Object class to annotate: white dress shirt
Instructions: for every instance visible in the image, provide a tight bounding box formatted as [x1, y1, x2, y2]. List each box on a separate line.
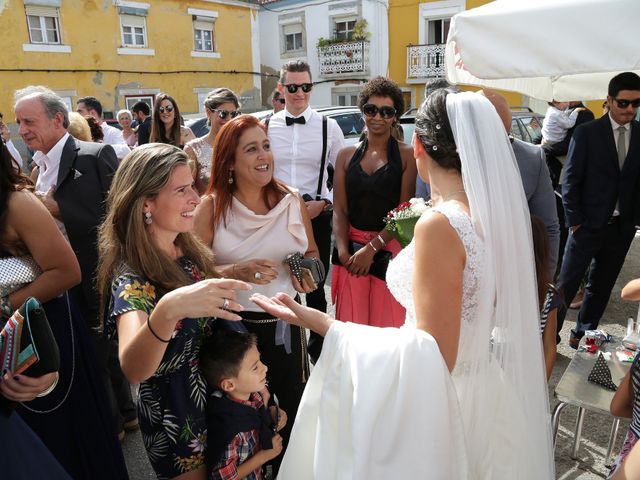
[100, 121, 131, 160]
[268, 106, 345, 202]
[542, 106, 580, 143]
[33, 132, 70, 238]
[610, 113, 631, 156]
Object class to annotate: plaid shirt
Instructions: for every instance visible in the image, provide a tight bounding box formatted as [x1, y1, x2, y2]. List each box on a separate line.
[210, 393, 265, 480]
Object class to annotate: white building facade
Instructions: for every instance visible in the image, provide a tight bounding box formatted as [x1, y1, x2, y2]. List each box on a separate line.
[258, 0, 389, 107]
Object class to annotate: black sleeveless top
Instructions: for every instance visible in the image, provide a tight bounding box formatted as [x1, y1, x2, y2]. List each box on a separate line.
[346, 136, 403, 231]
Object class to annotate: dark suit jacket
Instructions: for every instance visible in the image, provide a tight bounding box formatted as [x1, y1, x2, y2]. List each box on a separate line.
[562, 115, 640, 230]
[137, 117, 151, 146]
[55, 135, 118, 326]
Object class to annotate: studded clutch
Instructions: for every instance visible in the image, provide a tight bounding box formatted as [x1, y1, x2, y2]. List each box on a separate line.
[0, 256, 42, 297]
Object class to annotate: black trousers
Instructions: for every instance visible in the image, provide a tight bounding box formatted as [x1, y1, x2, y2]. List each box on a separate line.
[306, 211, 332, 362]
[556, 220, 636, 339]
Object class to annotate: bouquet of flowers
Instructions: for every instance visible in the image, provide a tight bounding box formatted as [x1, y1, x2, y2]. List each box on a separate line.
[384, 197, 431, 248]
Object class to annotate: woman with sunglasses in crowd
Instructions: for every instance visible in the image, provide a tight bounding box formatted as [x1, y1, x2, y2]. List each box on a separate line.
[185, 88, 240, 194]
[150, 93, 196, 149]
[332, 76, 416, 327]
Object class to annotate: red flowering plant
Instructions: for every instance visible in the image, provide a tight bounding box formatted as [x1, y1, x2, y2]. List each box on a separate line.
[383, 197, 432, 248]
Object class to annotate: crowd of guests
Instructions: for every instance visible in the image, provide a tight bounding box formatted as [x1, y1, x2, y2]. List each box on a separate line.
[1, 64, 640, 479]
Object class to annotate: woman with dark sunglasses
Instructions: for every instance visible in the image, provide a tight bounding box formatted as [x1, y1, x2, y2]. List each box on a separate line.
[150, 93, 196, 148]
[331, 76, 416, 328]
[185, 88, 240, 194]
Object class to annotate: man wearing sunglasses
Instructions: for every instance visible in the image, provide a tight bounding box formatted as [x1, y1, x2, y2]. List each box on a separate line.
[556, 72, 640, 349]
[268, 60, 345, 363]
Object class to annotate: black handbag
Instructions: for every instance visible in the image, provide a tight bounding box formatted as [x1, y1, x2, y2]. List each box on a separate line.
[0, 297, 60, 415]
[331, 242, 392, 281]
[284, 253, 326, 290]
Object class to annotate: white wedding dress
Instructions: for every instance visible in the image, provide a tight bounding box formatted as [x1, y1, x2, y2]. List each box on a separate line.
[277, 204, 478, 479]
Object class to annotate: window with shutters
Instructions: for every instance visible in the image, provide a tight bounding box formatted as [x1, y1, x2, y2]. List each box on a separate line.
[193, 19, 215, 52]
[279, 17, 305, 56]
[25, 5, 61, 44]
[120, 14, 147, 47]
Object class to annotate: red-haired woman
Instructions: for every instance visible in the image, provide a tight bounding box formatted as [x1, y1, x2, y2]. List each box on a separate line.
[194, 115, 319, 469]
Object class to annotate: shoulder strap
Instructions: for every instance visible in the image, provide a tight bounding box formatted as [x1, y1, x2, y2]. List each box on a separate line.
[315, 116, 328, 200]
[264, 116, 270, 131]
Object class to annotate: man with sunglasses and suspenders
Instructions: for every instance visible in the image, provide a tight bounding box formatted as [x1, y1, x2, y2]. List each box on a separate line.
[267, 60, 345, 363]
[556, 72, 640, 348]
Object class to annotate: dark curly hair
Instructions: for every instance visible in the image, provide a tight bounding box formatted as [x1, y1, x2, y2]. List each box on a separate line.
[414, 88, 461, 172]
[357, 76, 404, 120]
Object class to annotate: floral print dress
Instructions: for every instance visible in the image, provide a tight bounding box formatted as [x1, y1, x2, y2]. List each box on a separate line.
[105, 258, 214, 479]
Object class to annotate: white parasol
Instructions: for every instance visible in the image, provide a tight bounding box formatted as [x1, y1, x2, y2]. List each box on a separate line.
[445, 0, 640, 101]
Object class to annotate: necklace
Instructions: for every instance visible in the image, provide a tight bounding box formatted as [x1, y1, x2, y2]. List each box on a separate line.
[442, 189, 466, 201]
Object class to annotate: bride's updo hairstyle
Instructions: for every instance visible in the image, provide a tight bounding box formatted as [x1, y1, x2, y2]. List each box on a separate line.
[414, 88, 461, 173]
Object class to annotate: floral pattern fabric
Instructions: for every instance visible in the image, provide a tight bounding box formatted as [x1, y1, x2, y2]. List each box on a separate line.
[105, 258, 214, 479]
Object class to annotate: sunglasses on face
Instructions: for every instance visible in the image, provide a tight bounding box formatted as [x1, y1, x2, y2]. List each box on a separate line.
[614, 98, 640, 109]
[158, 105, 174, 113]
[283, 83, 313, 94]
[212, 109, 241, 120]
[362, 103, 397, 119]
[277, 99, 286, 104]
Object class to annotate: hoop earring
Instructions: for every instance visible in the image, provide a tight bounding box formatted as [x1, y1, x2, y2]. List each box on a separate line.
[228, 171, 234, 185]
[144, 212, 152, 225]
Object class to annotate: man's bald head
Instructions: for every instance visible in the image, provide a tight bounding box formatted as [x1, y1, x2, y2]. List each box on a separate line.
[478, 89, 511, 133]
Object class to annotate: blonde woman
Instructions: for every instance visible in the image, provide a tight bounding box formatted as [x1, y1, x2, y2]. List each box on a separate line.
[98, 143, 249, 480]
[117, 109, 137, 148]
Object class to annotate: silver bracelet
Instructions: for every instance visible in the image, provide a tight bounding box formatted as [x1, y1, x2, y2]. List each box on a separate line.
[376, 235, 387, 247]
[36, 374, 59, 397]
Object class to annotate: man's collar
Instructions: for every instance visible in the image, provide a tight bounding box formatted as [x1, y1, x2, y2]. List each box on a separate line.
[609, 112, 631, 130]
[34, 132, 69, 164]
[284, 105, 313, 121]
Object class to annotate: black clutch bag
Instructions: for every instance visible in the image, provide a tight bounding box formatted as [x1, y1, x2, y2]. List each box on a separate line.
[284, 253, 326, 290]
[0, 297, 60, 415]
[331, 242, 392, 281]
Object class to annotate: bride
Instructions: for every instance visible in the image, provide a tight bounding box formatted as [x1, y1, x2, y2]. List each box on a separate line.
[252, 90, 554, 479]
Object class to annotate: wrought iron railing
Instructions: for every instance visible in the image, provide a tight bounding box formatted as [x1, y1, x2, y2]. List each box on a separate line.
[317, 40, 369, 77]
[407, 43, 446, 79]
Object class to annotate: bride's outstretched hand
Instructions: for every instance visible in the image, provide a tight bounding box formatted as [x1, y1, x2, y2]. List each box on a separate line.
[250, 292, 333, 337]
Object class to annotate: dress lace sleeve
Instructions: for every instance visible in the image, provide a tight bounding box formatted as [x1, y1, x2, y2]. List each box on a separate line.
[105, 273, 158, 339]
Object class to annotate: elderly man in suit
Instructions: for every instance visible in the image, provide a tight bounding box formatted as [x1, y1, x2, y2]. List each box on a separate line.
[14, 86, 135, 437]
[481, 89, 560, 278]
[556, 72, 640, 348]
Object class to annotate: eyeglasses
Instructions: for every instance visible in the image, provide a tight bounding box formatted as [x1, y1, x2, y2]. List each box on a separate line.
[362, 104, 397, 119]
[158, 105, 174, 113]
[283, 83, 313, 94]
[211, 109, 241, 120]
[614, 98, 640, 109]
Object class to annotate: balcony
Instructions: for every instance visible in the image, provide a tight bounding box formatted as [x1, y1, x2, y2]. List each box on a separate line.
[407, 43, 446, 81]
[317, 40, 369, 78]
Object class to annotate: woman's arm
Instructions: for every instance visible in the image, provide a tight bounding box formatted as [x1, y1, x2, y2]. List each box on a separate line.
[413, 211, 465, 372]
[611, 369, 634, 418]
[622, 279, 640, 301]
[332, 147, 354, 265]
[6, 190, 81, 308]
[181, 126, 196, 145]
[542, 309, 558, 380]
[116, 278, 249, 383]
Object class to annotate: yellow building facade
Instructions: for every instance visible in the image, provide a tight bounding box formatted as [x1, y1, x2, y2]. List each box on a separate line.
[0, 0, 261, 122]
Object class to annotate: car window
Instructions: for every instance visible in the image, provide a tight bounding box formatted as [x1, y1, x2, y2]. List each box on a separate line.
[399, 122, 416, 145]
[522, 115, 543, 144]
[329, 113, 364, 138]
[510, 119, 523, 141]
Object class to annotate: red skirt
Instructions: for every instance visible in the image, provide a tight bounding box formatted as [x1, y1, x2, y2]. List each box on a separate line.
[331, 226, 406, 327]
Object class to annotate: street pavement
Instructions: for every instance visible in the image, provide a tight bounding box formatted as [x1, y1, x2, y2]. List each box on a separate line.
[122, 234, 640, 479]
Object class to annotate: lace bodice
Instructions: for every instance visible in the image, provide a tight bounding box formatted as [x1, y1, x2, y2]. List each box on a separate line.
[386, 202, 484, 333]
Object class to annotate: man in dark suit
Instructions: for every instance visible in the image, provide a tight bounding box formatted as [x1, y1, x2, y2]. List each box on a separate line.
[132, 101, 151, 146]
[14, 86, 135, 437]
[556, 72, 640, 348]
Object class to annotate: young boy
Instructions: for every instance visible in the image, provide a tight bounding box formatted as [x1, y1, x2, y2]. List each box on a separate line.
[541, 100, 585, 153]
[200, 330, 287, 480]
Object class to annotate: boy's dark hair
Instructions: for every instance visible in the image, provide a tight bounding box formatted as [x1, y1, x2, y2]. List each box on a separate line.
[358, 76, 405, 120]
[279, 60, 312, 84]
[131, 101, 151, 116]
[77, 96, 103, 116]
[200, 330, 258, 389]
[608, 72, 640, 98]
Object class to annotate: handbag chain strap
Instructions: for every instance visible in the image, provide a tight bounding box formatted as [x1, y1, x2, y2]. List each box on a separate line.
[20, 292, 75, 414]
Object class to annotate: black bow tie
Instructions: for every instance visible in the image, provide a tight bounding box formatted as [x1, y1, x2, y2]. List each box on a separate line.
[286, 116, 306, 126]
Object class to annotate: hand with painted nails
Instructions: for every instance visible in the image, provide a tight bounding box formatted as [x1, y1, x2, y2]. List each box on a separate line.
[0, 371, 58, 402]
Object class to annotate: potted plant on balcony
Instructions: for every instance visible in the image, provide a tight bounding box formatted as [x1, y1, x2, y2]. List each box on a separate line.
[352, 19, 371, 41]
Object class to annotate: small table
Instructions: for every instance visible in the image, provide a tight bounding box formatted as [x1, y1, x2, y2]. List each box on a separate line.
[552, 338, 631, 464]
